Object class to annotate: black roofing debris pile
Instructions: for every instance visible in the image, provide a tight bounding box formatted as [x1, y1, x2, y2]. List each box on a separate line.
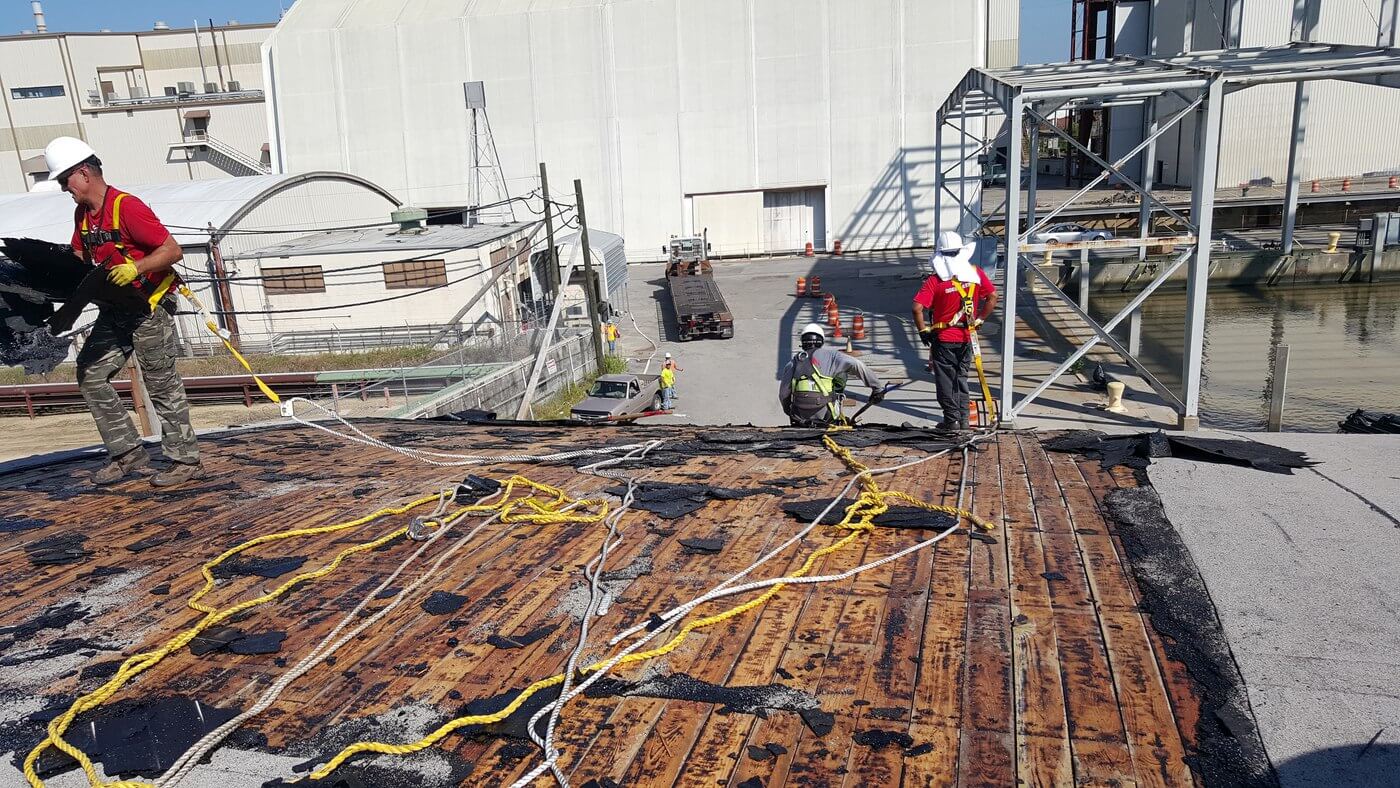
[125, 528, 192, 553]
[584, 672, 835, 736]
[603, 481, 777, 519]
[188, 626, 287, 657]
[0, 237, 155, 373]
[1104, 486, 1275, 786]
[24, 532, 91, 566]
[1043, 429, 1316, 474]
[28, 696, 241, 780]
[211, 555, 309, 580]
[0, 515, 51, 533]
[420, 590, 468, 616]
[1338, 409, 1400, 434]
[679, 536, 726, 554]
[781, 498, 958, 531]
[485, 624, 556, 650]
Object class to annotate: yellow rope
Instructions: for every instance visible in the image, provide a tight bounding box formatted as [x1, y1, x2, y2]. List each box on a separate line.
[24, 476, 612, 788]
[177, 285, 280, 404]
[302, 434, 991, 781]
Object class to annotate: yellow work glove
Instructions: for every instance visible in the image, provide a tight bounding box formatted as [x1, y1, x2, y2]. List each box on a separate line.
[108, 262, 139, 286]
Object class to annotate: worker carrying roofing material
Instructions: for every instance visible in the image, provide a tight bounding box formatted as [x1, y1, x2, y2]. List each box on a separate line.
[912, 231, 999, 431]
[44, 136, 204, 487]
[779, 322, 884, 427]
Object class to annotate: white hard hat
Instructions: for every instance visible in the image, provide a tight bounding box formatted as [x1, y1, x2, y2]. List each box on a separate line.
[936, 230, 966, 253]
[44, 136, 97, 180]
[800, 322, 826, 340]
[664, 352, 672, 358]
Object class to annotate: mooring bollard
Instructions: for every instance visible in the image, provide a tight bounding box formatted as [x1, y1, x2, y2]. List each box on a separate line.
[1104, 381, 1127, 413]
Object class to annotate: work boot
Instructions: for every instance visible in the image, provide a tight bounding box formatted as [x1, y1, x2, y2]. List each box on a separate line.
[151, 461, 207, 488]
[959, 418, 971, 431]
[92, 449, 151, 485]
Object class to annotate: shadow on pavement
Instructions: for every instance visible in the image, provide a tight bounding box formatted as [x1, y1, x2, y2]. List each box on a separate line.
[1274, 742, 1398, 788]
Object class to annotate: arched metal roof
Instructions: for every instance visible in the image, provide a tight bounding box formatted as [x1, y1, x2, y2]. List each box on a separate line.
[0, 171, 400, 247]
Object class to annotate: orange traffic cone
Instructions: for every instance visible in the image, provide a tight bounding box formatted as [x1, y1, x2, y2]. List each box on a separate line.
[796, 276, 806, 297]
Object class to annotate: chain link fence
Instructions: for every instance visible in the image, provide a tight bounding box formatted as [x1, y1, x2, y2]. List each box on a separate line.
[296, 327, 593, 420]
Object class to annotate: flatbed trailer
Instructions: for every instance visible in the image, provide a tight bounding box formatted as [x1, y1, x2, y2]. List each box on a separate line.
[664, 234, 733, 340]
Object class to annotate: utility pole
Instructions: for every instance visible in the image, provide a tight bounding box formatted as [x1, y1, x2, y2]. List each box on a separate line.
[207, 223, 241, 350]
[539, 162, 559, 297]
[574, 178, 605, 373]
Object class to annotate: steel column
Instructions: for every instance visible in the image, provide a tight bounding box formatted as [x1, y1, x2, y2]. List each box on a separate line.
[1078, 247, 1090, 312]
[935, 118, 943, 242]
[1180, 79, 1223, 431]
[999, 95, 1024, 422]
[1027, 124, 1041, 233]
[1281, 82, 1307, 253]
[1137, 96, 1158, 262]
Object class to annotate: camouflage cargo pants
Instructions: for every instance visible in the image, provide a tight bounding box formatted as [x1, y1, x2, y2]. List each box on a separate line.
[76, 305, 199, 464]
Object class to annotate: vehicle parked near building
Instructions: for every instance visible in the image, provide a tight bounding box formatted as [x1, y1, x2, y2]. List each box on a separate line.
[570, 373, 663, 420]
[1032, 223, 1115, 245]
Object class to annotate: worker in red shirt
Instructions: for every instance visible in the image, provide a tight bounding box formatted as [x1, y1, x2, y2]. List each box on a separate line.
[912, 231, 999, 431]
[44, 136, 203, 487]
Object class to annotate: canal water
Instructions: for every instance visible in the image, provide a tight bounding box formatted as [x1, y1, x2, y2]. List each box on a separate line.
[1091, 282, 1400, 431]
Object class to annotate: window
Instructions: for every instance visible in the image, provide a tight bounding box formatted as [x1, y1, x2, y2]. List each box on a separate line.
[262, 265, 326, 294]
[11, 85, 65, 100]
[383, 259, 447, 290]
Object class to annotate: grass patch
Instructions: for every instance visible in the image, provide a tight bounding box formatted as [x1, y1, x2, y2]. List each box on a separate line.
[532, 354, 631, 420]
[0, 346, 442, 385]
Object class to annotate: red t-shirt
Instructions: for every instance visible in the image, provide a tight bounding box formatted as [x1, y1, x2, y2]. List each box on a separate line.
[71, 186, 174, 291]
[913, 266, 996, 343]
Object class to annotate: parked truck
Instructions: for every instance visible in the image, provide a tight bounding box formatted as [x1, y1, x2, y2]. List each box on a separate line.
[570, 373, 664, 421]
[663, 232, 733, 341]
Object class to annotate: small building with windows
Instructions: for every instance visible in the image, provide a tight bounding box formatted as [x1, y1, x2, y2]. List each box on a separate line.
[229, 217, 540, 345]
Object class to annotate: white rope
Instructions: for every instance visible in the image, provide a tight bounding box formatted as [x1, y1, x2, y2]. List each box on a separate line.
[506, 434, 990, 786]
[522, 440, 661, 787]
[284, 397, 651, 467]
[157, 490, 509, 787]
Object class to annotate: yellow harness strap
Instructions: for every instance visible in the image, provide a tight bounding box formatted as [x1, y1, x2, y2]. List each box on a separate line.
[930, 280, 977, 330]
[85, 192, 177, 311]
[178, 285, 281, 404]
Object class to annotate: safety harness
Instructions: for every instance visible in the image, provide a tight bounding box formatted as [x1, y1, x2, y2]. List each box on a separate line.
[787, 350, 842, 426]
[78, 189, 178, 311]
[929, 280, 978, 331]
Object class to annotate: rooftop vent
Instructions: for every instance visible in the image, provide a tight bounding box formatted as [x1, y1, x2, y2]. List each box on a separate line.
[391, 207, 429, 234]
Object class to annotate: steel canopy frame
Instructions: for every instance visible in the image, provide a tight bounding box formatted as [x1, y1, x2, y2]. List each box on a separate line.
[934, 42, 1400, 430]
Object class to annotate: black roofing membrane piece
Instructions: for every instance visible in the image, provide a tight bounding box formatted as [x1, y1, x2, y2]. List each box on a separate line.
[1043, 429, 1314, 474]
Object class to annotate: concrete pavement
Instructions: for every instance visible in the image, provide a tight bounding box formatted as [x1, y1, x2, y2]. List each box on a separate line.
[618, 251, 1177, 430]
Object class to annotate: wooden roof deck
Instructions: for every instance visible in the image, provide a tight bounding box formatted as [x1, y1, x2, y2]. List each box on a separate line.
[0, 422, 1208, 787]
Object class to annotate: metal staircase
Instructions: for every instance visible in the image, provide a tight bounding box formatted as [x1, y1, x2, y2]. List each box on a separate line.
[168, 131, 270, 176]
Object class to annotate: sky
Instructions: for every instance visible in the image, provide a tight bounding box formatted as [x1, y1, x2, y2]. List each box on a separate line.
[7, 0, 1074, 64]
[2, 0, 287, 34]
[1019, 0, 1075, 65]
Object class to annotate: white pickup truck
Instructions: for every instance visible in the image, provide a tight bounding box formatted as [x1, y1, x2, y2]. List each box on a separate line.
[570, 373, 664, 421]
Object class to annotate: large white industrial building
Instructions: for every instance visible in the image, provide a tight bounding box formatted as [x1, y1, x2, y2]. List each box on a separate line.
[263, 0, 1020, 260]
[1089, 0, 1400, 187]
[0, 17, 275, 193]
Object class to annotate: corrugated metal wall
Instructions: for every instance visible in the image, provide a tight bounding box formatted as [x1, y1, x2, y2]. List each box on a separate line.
[1155, 0, 1400, 186]
[267, 0, 999, 260]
